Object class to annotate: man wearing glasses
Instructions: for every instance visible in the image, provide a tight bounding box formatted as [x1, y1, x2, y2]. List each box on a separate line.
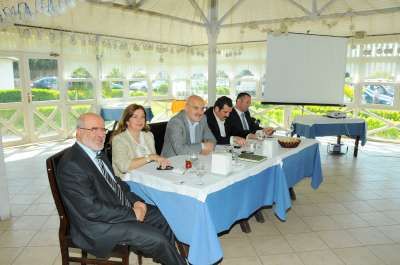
[57, 113, 186, 265]
[162, 95, 216, 157]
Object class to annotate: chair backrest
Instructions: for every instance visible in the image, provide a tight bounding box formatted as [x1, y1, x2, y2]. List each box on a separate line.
[46, 148, 71, 239]
[148, 121, 168, 155]
[171, 100, 186, 114]
[103, 130, 114, 162]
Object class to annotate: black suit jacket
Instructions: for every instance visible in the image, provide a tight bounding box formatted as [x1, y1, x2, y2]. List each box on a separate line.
[226, 108, 262, 138]
[205, 107, 232, 145]
[57, 143, 143, 257]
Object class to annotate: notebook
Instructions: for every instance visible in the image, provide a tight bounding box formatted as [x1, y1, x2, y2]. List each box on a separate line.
[238, 153, 267, 162]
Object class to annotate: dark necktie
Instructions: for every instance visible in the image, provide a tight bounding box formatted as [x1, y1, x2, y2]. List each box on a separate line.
[95, 153, 131, 208]
[241, 112, 249, 130]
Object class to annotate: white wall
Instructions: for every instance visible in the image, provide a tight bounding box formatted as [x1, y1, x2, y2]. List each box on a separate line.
[0, 58, 14, 89]
[0, 132, 11, 220]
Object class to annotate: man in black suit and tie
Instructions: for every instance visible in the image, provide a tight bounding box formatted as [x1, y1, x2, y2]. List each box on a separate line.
[227, 92, 275, 139]
[205, 96, 246, 146]
[57, 113, 186, 265]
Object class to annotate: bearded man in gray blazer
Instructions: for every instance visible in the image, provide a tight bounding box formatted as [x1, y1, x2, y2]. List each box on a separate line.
[161, 95, 216, 158]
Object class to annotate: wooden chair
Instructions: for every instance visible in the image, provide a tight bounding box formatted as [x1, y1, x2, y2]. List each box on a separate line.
[148, 121, 168, 155]
[46, 148, 142, 265]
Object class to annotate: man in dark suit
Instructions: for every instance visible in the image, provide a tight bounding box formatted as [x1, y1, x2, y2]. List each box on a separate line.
[227, 92, 275, 139]
[205, 96, 246, 146]
[57, 113, 186, 265]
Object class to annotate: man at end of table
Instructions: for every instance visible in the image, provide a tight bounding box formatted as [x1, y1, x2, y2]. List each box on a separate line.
[57, 113, 186, 265]
[227, 92, 275, 139]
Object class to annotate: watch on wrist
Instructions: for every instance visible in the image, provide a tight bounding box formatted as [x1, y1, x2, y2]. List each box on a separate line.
[144, 154, 151, 163]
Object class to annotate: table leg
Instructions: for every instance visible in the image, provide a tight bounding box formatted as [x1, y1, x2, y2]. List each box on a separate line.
[254, 210, 265, 223]
[239, 220, 251, 233]
[289, 187, 297, 200]
[337, 135, 341, 144]
[176, 242, 189, 259]
[354, 136, 360, 157]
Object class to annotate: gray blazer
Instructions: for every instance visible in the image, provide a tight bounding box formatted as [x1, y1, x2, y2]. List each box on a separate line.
[161, 110, 216, 157]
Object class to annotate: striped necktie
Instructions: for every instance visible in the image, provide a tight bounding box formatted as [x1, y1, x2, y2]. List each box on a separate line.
[241, 112, 249, 130]
[96, 153, 131, 208]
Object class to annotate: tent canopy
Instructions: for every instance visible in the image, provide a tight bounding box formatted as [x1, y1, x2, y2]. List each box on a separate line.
[20, 0, 400, 46]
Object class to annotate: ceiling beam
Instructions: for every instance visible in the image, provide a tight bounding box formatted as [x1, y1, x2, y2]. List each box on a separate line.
[317, 0, 338, 15]
[218, 0, 246, 26]
[312, 0, 317, 14]
[187, 0, 209, 25]
[220, 6, 400, 28]
[87, 0, 204, 27]
[285, 0, 312, 16]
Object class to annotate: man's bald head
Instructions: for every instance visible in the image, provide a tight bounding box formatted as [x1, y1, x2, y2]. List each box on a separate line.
[76, 113, 106, 151]
[185, 95, 206, 122]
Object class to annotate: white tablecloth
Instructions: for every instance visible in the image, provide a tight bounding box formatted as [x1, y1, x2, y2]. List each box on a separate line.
[126, 138, 319, 202]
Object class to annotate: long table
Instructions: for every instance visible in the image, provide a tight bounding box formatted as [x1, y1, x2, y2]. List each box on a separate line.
[126, 138, 322, 265]
[292, 115, 367, 157]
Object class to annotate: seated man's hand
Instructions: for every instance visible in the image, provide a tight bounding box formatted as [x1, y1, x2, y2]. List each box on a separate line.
[263, 127, 275, 136]
[154, 155, 171, 169]
[132, 201, 147, 222]
[201, 141, 214, 155]
[233, 136, 246, 146]
[246, 133, 257, 140]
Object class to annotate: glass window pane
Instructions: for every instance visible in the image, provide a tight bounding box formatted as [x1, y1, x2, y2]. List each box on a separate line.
[235, 79, 256, 96]
[0, 57, 21, 103]
[152, 80, 169, 96]
[29, 59, 59, 101]
[172, 80, 188, 98]
[67, 81, 94, 100]
[216, 78, 230, 96]
[102, 81, 123, 98]
[129, 79, 148, 97]
[361, 84, 394, 106]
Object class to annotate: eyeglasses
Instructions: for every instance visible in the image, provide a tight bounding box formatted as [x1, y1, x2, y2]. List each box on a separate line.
[78, 127, 108, 134]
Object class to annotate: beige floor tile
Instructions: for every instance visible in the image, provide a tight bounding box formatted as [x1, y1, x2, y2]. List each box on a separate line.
[328, 192, 359, 202]
[249, 236, 293, 256]
[0, 247, 23, 265]
[220, 223, 249, 240]
[348, 227, 393, 245]
[293, 205, 325, 217]
[381, 210, 400, 223]
[342, 201, 377, 214]
[0, 217, 18, 230]
[334, 247, 384, 265]
[28, 229, 59, 247]
[221, 256, 262, 265]
[9, 215, 49, 230]
[329, 214, 369, 229]
[220, 238, 258, 258]
[298, 249, 345, 265]
[0, 230, 37, 247]
[24, 203, 56, 216]
[366, 199, 400, 211]
[302, 215, 343, 231]
[259, 253, 304, 265]
[357, 212, 398, 226]
[285, 232, 328, 252]
[317, 230, 362, 248]
[9, 194, 41, 205]
[12, 246, 59, 265]
[247, 219, 281, 237]
[41, 215, 60, 230]
[273, 216, 312, 235]
[317, 203, 352, 215]
[377, 225, 400, 243]
[10, 204, 30, 217]
[368, 244, 400, 265]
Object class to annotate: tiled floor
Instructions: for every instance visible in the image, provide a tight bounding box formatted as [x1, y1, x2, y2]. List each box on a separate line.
[1, 137, 400, 265]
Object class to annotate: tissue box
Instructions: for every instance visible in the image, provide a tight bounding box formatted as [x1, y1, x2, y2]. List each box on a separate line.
[261, 139, 279, 158]
[211, 153, 232, 175]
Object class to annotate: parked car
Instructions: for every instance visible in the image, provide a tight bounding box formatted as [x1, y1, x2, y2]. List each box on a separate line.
[31, 76, 57, 89]
[129, 80, 148, 90]
[362, 84, 394, 105]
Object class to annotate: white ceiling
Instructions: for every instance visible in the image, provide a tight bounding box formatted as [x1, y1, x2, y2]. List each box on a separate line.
[21, 0, 400, 46]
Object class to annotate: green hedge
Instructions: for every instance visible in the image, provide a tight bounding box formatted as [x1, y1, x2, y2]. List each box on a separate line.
[0, 89, 22, 103]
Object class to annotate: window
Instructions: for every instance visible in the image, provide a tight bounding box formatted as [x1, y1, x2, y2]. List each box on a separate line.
[361, 84, 394, 106]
